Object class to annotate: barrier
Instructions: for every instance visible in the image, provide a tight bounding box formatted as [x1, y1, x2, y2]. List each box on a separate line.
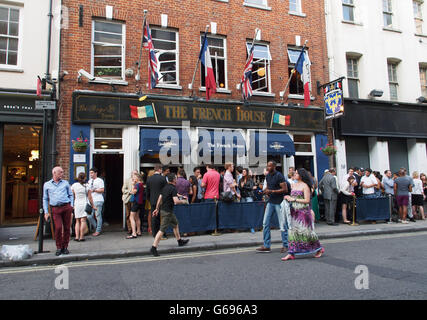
[171, 202, 217, 233]
[356, 196, 391, 221]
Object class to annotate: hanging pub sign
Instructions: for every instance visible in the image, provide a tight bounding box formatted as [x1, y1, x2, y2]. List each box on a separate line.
[323, 77, 344, 120]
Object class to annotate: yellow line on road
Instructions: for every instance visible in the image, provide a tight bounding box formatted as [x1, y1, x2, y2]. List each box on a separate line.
[1, 231, 426, 275]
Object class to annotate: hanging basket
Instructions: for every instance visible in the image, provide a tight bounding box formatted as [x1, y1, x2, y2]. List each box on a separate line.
[73, 145, 87, 153]
[320, 144, 337, 156]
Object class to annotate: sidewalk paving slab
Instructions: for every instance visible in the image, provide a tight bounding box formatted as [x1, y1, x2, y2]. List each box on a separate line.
[1, 219, 427, 268]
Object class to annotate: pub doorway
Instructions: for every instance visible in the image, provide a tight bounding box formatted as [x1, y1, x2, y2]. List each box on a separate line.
[1, 124, 41, 226]
[92, 153, 124, 227]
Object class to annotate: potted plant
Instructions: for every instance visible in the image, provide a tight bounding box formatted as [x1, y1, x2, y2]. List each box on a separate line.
[320, 143, 337, 156]
[72, 133, 89, 153]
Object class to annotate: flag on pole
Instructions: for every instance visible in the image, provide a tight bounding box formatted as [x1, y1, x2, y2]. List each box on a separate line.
[273, 113, 291, 126]
[295, 49, 311, 107]
[199, 32, 216, 101]
[130, 105, 155, 119]
[241, 44, 254, 100]
[142, 19, 159, 89]
[36, 77, 42, 97]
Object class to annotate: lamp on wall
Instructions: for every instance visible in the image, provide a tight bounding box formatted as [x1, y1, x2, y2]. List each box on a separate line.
[417, 96, 426, 103]
[369, 89, 383, 98]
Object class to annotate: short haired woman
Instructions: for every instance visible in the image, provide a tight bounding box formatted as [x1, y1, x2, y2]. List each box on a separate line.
[71, 172, 94, 241]
[340, 176, 356, 224]
[411, 171, 425, 220]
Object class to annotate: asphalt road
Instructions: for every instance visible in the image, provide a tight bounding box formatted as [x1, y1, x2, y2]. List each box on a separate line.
[1, 232, 427, 301]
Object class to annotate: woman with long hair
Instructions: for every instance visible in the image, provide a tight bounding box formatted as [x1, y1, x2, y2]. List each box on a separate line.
[126, 173, 144, 239]
[189, 175, 199, 204]
[282, 168, 324, 261]
[411, 171, 425, 220]
[71, 172, 94, 241]
[239, 168, 255, 202]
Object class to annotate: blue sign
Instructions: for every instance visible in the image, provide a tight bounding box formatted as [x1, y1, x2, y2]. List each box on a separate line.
[324, 89, 343, 116]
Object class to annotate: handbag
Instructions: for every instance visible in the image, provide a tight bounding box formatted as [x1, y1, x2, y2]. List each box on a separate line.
[84, 184, 92, 214]
[220, 191, 234, 203]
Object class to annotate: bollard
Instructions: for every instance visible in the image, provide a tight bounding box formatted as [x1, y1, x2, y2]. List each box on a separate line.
[350, 195, 359, 226]
[211, 197, 221, 236]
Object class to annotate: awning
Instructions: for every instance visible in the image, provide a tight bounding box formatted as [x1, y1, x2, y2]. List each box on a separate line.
[253, 131, 295, 157]
[198, 129, 246, 157]
[139, 128, 184, 157]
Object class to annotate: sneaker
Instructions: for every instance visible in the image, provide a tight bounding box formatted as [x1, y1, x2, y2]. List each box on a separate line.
[401, 220, 409, 224]
[150, 246, 160, 257]
[256, 246, 271, 253]
[61, 248, 69, 255]
[55, 249, 62, 256]
[178, 239, 190, 247]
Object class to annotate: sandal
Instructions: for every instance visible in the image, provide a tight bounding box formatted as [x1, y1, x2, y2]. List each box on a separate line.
[126, 235, 137, 239]
[136, 233, 142, 237]
[314, 248, 325, 258]
[281, 254, 295, 261]
[343, 220, 351, 224]
[79, 238, 86, 242]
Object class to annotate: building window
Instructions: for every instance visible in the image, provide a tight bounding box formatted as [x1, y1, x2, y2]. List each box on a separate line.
[413, 0, 424, 34]
[151, 28, 179, 86]
[289, 0, 302, 13]
[287, 48, 306, 95]
[293, 135, 312, 153]
[383, 0, 393, 28]
[342, 0, 355, 22]
[94, 128, 123, 150]
[200, 35, 227, 90]
[244, 0, 268, 8]
[92, 20, 125, 79]
[246, 43, 272, 93]
[388, 62, 399, 101]
[0, 6, 19, 66]
[347, 57, 359, 98]
[420, 66, 427, 97]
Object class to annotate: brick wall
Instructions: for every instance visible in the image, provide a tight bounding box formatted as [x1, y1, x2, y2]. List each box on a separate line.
[58, 0, 329, 176]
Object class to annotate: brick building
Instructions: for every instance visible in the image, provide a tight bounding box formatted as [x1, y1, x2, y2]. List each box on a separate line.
[58, 0, 330, 225]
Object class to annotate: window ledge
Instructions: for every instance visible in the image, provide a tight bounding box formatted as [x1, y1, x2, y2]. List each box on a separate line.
[0, 66, 24, 73]
[415, 33, 427, 38]
[252, 91, 275, 97]
[89, 78, 128, 86]
[213, 0, 229, 2]
[243, 3, 272, 11]
[288, 11, 306, 18]
[288, 94, 315, 101]
[200, 87, 231, 94]
[342, 20, 363, 26]
[383, 27, 402, 33]
[155, 84, 182, 90]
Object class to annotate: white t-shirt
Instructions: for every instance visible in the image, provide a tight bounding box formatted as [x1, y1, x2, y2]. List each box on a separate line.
[89, 177, 105, 202]
[361, 175, 378, 195]
[412, 178, 423, 195]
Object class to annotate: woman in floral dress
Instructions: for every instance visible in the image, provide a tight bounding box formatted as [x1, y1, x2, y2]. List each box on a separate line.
[282, 168, 324, 261]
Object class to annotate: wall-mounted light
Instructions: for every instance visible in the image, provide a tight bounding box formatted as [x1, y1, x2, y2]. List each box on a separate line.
[417, 96, 426, 103]
[369, 89, 383, 98]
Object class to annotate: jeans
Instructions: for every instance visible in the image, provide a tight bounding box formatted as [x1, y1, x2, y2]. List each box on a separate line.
[263, 202, 288, 249]
[87, 201, 104, 233]
[241, 197, 253, 203]
[407, 194, 413, 218]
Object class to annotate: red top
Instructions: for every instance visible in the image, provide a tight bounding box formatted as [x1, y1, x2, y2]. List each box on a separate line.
[202, 169, 220, 200]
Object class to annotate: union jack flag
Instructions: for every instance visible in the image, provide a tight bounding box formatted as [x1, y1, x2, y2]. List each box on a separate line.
[241, 44, 254, 100]
[142, 19, 159, 89]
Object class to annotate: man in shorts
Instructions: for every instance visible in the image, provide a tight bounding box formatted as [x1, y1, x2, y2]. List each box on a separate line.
[394, 169, 413, 224]
[150, 173, 190, 256]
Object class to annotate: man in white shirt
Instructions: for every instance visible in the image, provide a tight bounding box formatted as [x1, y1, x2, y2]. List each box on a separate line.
[87, 167, 105, 236]
[360, 168, 378, 199]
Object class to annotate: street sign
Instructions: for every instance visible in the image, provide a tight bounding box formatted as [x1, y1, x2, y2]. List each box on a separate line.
[35, 100, 56, 110]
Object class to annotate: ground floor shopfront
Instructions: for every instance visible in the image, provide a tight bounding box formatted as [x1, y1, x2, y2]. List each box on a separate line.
[335, 99, 427, 180]
[0, 90, 55, 226]
[70, 91, 330, 227]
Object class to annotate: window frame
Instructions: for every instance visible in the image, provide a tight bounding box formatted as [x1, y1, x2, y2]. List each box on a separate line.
[289, 0, 302, 14]
[92, 126, 124, 152]
[287, 47, 306, 97]
[200, 34, 228, 92]
[387, 62, 399, 101]
[383, 0, 393, 28]
[246, 42, 272, 95]
[413, 0, 424, 34]
[346, 55, 360, 98]
[243, 0, 271, 11]
[91, 19, 126, 80]
[342, 0, 355, 22]
[151, 27, 180, 89]
[420, 66, 427, 97]
[0, 4, 22, 69]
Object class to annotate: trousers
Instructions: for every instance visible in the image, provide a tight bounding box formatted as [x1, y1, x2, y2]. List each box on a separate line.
[324, 199, 337, 223]
[52, 203, 73, 250]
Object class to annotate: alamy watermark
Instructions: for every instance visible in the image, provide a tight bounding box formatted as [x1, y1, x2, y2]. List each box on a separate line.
[54, 265, 69, 290]
[354, 265, 369, 290]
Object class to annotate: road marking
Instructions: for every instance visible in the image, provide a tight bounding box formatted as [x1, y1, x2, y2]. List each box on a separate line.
[1, 231, 426, 275]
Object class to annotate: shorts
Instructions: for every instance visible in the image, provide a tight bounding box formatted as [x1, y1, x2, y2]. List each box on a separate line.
[412, 194, 424, 206]
[131, 202, 144, 212]
[160, 210, 178, 233]
[396, 195, 409, 207]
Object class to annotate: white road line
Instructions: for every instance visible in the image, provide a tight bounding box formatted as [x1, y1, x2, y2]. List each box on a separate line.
[1, 231, 426, 275]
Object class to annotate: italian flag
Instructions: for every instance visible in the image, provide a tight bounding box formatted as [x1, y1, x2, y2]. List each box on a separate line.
[273, 113, 291, 126]
[130, 105, 155, 119]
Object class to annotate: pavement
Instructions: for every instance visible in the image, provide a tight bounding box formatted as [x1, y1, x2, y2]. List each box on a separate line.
[1, 218, 427, 268]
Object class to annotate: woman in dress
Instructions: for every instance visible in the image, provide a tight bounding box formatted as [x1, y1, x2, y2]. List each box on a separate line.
[71, 172, 95, 242]
[411, 171, 425, 220]
[282, 168, 324, 261]
[340, 176, 356, 224]
[189, 175, 199, 204]
[126, 173, 144, 239]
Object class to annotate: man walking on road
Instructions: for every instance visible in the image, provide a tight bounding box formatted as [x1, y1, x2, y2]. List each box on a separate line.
[43, 166, 74, 256]
[256, 161, 289, 253]
[146, 164, 167, 237]
[150, 173, 190, 256]
[319, 168, 339, 225]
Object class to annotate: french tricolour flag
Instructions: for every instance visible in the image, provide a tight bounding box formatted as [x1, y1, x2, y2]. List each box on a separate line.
[200, 32, 216, 101]
[296, 50, 312, 107]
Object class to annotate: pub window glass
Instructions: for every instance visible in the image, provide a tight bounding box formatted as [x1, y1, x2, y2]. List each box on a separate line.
[200, 35, 227, 90]
[293, 135, 312, 153]
[94, 128, 123, 150]
[151, 28, 179, 86]
[246, 43, 272, 93]
[287, 48, 304, 95]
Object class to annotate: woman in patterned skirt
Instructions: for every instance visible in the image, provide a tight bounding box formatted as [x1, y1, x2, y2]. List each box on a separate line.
[282, 168, 324, 261]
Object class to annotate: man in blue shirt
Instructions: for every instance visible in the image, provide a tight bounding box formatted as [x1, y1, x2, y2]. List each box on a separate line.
[256, 161, 289, 253]
[43, 166, 74, 256]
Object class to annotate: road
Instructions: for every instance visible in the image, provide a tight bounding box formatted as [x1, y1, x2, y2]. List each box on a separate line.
[1, 232, 427, 301]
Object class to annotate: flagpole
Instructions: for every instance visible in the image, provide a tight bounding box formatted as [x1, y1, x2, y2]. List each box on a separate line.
[189, 25, 210, 97]
[241, 28, 260, 100]
[270, 110, 275, 128]
[280, 40, 308, 101]
[135, 10, 148, 81]
[152, 103, 158, 124]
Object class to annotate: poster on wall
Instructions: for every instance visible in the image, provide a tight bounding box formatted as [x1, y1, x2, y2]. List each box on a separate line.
[324, 78, 344, 120]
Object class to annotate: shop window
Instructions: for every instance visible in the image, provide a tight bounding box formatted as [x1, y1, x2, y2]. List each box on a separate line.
[293, 135, 312, 153]
[200, 35, 227, 90]
[420, 65, 427, 97]
[0, 6, 19, 66]
[346, 57, 359, 98]
[413, 0, 424, 34]
[94, 128, 123, 150]
[151, 28, 179, 86]
[92, 20, 125, 79]
[246, 42, 272, 93]
[342, 0, 355, 22]
[287, 48, 304, 95]
[387, 61, 399, 101]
